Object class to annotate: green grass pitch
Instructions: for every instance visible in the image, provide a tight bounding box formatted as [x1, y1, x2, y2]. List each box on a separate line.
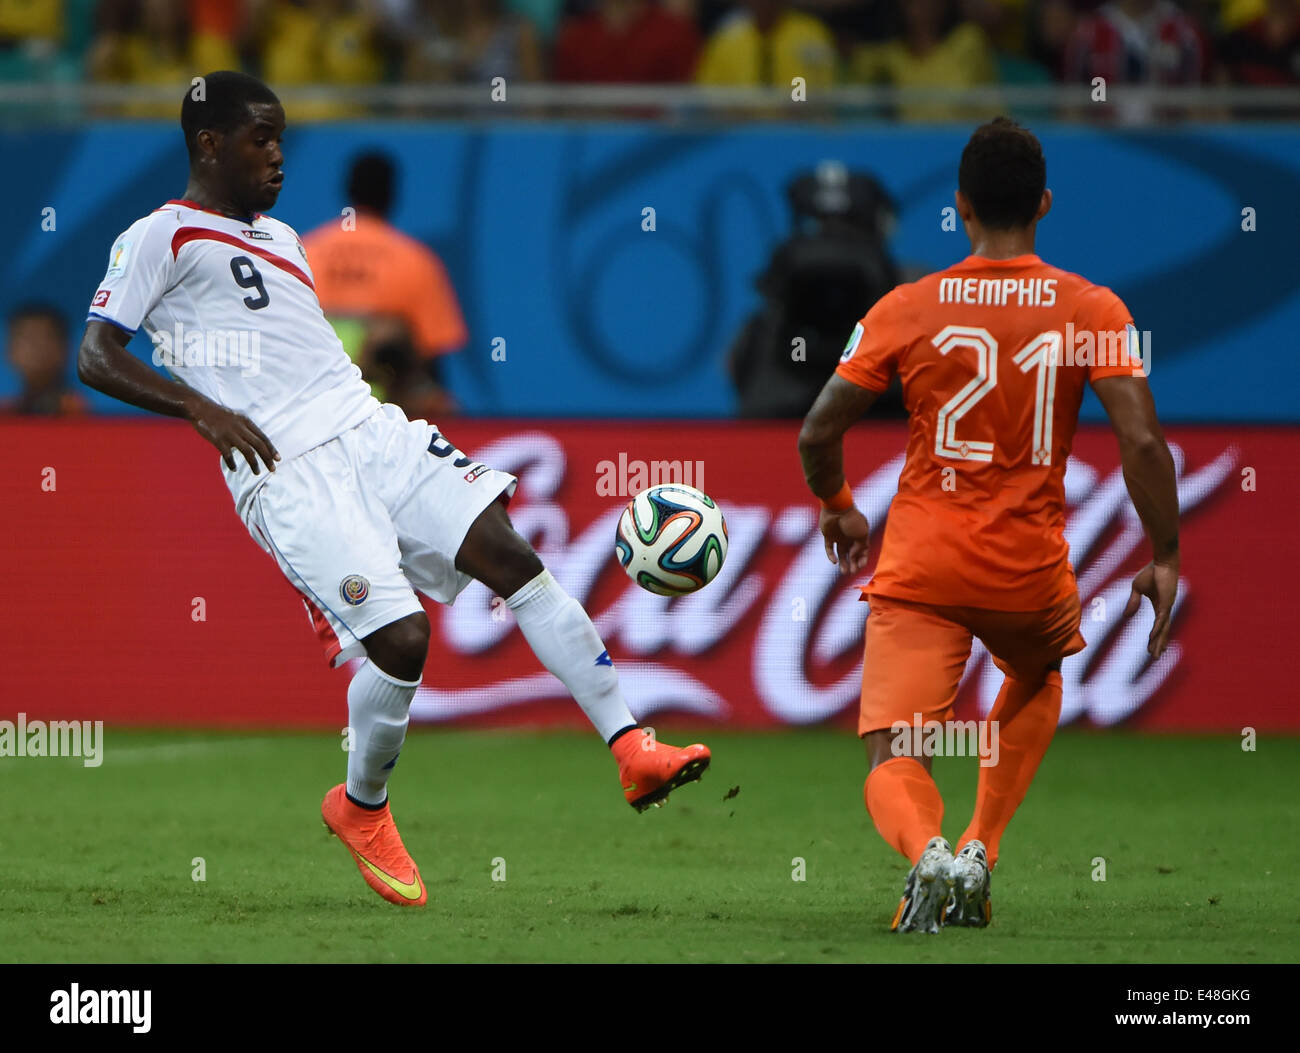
[1, 729, 1296, 963]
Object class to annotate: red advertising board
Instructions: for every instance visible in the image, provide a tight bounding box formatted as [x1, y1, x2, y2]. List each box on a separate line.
[2, 420, 1294, 731]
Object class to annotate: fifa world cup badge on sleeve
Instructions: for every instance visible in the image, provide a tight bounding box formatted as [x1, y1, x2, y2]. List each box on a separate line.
[841, 322, 864, 362]
[106, 238, 132, 277]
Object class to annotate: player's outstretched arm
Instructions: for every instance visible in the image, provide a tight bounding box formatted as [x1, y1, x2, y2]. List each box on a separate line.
[798, 374, 880, 575]
[78, 320, 280, 474]
[1091, 374, 1180, 658]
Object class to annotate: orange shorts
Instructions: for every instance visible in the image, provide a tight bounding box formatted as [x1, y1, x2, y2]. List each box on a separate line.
[858, 592, 1086, 736]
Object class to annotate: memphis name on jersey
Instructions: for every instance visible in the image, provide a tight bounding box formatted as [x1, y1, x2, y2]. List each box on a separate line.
[88, 199, 379, 510]
[939, 275, 1058, 307]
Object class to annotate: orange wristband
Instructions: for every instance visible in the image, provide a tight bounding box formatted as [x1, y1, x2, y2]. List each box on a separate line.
[820, 482, 853, 513]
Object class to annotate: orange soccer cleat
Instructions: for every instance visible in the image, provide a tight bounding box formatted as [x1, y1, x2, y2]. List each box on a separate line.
[320, 784, 427, 907]
[611, 728, 711, 812]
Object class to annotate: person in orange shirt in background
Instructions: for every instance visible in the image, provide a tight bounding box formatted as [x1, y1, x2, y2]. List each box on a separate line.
[798, 118, 1181, 934]
[302, 151, 468, 420]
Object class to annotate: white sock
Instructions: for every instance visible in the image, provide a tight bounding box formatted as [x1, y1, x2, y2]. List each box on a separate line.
[506, 569, 636, 742]
[346, 659, 419, 806]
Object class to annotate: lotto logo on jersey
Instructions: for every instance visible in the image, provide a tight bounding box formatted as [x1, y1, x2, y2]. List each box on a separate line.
[241, 229, 272, 240]
[92, 289, 110, 308]
[339, 575, 369, 606]
[464, 464, 489, 483]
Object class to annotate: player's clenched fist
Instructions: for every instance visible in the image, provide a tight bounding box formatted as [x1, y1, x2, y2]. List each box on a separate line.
[184, 394, 281, 475]
[819, 506, 870, 575]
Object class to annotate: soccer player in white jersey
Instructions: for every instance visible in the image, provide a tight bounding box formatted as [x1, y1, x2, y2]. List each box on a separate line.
[77, 71, 711, 907]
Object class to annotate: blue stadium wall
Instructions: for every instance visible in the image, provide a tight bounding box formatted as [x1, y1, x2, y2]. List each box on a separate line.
[2, 122, 1296, 422]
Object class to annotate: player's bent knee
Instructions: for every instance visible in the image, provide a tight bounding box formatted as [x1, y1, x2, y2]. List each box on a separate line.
[1009, 664, 1059, 690]
[865, 730, 895, 771]
[363, 611, 430, 682]
[457, 500, 544, 597]
[864, 728, 932, 773]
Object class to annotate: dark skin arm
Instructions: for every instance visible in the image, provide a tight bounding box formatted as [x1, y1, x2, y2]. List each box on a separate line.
[801, 373, 893, 769]
[77, 319, 280, 474]
[1091, 374, 1180, 658]
[798, 374, 881, 575]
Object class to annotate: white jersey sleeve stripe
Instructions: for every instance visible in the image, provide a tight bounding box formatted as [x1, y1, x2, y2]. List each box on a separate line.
[85, 310, 137, 335]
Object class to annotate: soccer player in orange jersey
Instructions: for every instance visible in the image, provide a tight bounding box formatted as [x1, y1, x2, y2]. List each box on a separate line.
[798, 118, 1181, 933]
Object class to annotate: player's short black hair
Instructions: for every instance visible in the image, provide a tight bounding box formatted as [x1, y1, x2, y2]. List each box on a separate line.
[8, 301, 68, 341]
[347, 152, 396, 217]
[181, 71, 281, 161]
[958, 117, 1047, 230]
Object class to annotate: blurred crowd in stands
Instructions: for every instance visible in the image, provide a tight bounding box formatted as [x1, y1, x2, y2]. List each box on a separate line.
[0, 1, 1296, 100]
[2, 0, 1297, 418]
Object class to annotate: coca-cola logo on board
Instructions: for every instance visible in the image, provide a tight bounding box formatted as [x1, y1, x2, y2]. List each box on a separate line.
[406, 431, 1237, 729]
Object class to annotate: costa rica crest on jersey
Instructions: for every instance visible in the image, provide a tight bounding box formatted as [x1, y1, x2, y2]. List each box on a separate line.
[340, 575, 370, 606]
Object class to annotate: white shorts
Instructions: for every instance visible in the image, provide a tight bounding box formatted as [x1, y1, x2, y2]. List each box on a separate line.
[241, 403, 517, 666]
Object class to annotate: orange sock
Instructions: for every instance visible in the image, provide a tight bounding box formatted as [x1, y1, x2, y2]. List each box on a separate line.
[957, 671, 1063, 868]
[864, 756, 944, 864]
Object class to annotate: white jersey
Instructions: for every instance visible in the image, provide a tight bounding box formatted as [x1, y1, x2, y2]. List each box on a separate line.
[88, 198, 379, 511]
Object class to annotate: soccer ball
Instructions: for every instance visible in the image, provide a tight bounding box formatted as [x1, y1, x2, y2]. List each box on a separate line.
[615, 484, 728, 596]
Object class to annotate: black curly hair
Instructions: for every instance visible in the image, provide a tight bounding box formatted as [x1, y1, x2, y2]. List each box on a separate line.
[958, 117, 1047, 231]
[181, 71, 280, 162]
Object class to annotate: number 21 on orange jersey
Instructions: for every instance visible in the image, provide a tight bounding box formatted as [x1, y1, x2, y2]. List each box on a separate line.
[931, 325, 1063, 466]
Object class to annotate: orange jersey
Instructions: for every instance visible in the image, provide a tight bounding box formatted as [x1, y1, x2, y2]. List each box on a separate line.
[836, 254, 1141, 610]
[302, 213, 468, 358]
